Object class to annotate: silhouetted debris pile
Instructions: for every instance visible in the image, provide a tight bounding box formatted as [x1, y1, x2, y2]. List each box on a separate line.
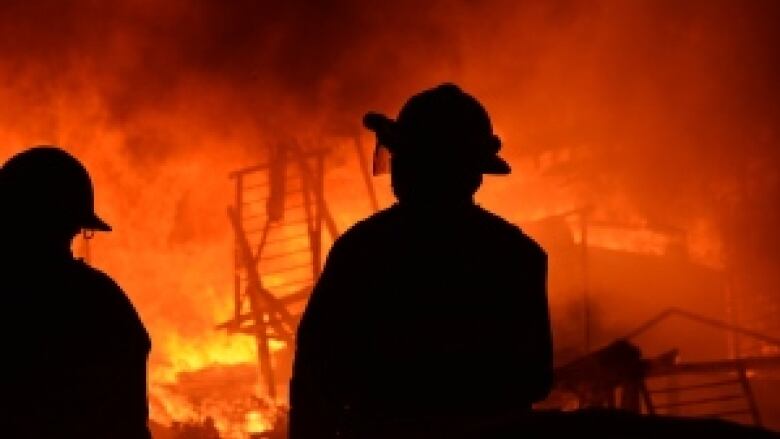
[369, 409, 780, 439]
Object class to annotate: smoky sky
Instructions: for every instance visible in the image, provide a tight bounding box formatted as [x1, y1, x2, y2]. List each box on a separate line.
[0, 0, 462, 133]
[0, 1, 776, 133]
[0, 0, 779, 273]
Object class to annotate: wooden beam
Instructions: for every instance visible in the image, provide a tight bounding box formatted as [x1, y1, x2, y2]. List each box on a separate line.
[228, 206, 295, 342]
[647, 355, 780, 376]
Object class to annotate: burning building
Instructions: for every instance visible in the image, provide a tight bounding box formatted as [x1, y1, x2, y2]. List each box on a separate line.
[1, 0, 779, 437]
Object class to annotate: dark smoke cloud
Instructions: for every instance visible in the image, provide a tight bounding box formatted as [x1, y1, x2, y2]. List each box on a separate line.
[0, 0, 464, 152]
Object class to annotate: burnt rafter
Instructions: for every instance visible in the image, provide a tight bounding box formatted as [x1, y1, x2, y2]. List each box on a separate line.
[218, 138, 378, 402]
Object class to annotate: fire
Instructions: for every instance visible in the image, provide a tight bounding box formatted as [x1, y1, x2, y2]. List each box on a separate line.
[246, 410, 273, 435]
[0, 0, 778, 434]
[149, 329, 256, 383]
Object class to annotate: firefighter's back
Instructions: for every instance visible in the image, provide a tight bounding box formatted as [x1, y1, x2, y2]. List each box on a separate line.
[3, 257, 151, 438]
[334, 202, 550, 435]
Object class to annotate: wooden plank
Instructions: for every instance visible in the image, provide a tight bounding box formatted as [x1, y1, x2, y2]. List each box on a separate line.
[289, 144, 339, 239]
[259, 247, 314, 262]
[234, 175, 243, 323]
[649, 378, 742, 394]
[648, 355, 780, 376]
[738, 365, 762, 426]
[625, 308, 780, 348]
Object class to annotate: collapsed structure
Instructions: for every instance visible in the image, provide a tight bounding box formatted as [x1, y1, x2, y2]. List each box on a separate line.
[206, 138, 780, 438]
[218, 137, 377, 410]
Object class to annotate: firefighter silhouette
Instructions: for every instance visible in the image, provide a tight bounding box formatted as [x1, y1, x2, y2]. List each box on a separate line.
[290, 84, 553, 439]
[0, 146, 151, 438]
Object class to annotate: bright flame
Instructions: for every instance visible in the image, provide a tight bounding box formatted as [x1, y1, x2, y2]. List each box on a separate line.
[246, 410, 273, 434]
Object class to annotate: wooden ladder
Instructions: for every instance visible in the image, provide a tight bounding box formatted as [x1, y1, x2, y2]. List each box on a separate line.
[219, 144, 337, 400]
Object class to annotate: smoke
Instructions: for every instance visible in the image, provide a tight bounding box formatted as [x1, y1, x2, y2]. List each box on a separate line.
[452, 0, 780, 270]
[0, 0, 465, 155]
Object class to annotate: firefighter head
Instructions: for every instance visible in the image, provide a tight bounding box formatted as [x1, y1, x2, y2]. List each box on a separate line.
[0, 146, 110, 249]
[363, 83, 509, 203]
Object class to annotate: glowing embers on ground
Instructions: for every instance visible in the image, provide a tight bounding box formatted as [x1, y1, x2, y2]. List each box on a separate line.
[151, 362, 282, 439]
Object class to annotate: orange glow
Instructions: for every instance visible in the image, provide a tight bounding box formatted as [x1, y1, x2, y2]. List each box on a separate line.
[246, 410, 273, 434]
[1, 0, 778, 434]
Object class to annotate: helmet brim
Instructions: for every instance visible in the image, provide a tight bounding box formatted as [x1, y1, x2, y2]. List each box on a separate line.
[363, 112, 396, 148]
[84, 213, 112, 232]
[482, 155, 512, 175]
[363, 111, 512, 175]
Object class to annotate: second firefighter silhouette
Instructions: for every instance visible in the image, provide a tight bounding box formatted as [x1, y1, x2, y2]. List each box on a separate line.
[290, 84, 553, 439]
[0, 147, 151, 438]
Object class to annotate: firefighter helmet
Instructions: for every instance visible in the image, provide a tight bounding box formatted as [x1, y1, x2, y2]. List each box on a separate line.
[0, 146, 111, 232]
[363, 83, 510, 175]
